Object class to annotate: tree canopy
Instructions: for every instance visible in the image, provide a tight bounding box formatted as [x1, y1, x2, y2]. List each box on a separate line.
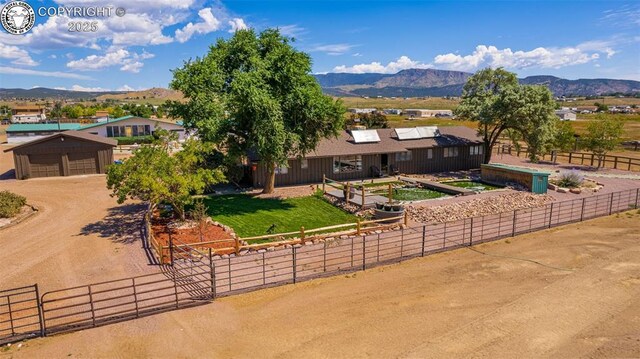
[170, 28, 344, 193]
[106, 129, 224, 220]
[583, 115, 624, 168]
[455, 67, 557, 163]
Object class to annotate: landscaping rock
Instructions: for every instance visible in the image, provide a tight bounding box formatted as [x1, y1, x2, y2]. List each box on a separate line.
[557, 188, 570, 193]
[239, 249, 249, 256]
[547, 183, 558, 191]
[405, 192, 554, 224]
[570, 188, 582, 194]
[257, 249, 266, 253]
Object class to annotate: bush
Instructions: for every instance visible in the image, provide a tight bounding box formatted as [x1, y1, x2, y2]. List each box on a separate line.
[0, 190, 27, 218]
[557, 170, 584, 188]
[114, 135, 155, 145]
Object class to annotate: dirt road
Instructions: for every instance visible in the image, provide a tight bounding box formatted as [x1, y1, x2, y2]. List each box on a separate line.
[2, 211, 638, 358]
[0, 149, 156, 292]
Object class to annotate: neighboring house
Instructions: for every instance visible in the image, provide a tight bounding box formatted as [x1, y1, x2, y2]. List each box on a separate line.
[383, 109, 402, 115]
[6, 116, 189, 143]
[6, 123, 82, 144]
[348, 108, 377, 114]
[555, 110, 577, 121]
[94, 110, 110, 122]
[404, 109, 453, 118]
[78, 116, 190, 142]
[11, 105, 46, 123]
[249, 126, 484, 188]
[4, 131, 116, 179]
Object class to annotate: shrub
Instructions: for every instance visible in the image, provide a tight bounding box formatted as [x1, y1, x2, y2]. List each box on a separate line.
[114, 135, 155, 145]
[0, 190, 27, 218]
[557, 170, 584, 188]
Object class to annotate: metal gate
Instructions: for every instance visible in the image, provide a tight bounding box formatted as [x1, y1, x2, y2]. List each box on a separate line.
[40, 243, 215, 336]
[0, 285, 43, 345]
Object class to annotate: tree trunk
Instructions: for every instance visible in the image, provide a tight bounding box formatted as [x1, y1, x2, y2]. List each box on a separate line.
[483, 140, 493, 164]
[262, 162, 276, 194]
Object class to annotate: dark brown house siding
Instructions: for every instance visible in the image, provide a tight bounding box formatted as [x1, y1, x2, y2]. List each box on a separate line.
[8, 132, 115, 179]
[251, 145, 483, 187]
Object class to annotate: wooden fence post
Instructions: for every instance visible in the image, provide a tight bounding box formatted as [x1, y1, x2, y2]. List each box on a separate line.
[356, 219, 361, 235]
[300, 226, 305, 243]
[322, 174, 326, 193]
[234, 237, 240, 255]
[403, 211, 408, 226]
[388, 183, 393, 203]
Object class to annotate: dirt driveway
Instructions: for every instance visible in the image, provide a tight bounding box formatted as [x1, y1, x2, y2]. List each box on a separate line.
[0, 148, 156, 292]
[2, 211, 638, 358]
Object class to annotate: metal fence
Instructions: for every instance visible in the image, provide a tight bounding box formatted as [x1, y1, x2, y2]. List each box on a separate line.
[211, 188, 640, 297]
[1, 188, 638, 344]
[0, 285, 43, 345]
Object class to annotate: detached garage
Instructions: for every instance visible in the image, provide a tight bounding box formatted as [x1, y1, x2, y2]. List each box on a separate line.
[4, 131, 116, 179]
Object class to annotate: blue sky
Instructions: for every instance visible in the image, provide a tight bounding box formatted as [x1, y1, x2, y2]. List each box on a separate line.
[0, 0, 638, 91]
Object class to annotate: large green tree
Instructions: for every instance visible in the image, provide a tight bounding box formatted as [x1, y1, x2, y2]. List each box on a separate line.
[170, 28, 344, 193]
[455, 68, 521, 163]
[106, 129, 224, 220]
[508, 85, 558, 162]
[583, 115, 624, 168]
[455, 68, 557, 163]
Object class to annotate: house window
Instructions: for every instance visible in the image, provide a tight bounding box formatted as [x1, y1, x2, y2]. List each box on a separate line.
[427, 149, 433, 159]
[275, 164, 288, 175]
[444, 147, 459, 158]
[333, 155, 362, 173]
[106, 126, 113, 137]
[470, 145, 484, 155]
[395, 151, 412, 162]
[301, 159, 308, 169]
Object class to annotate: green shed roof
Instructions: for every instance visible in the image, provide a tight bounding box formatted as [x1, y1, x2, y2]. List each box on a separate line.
[7, 123, 82, 132]
[482, 163, 550, 176]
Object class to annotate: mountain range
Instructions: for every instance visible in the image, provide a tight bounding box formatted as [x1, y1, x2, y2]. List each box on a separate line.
[314, 69, 640, 97]
[2, 69, 639, 100]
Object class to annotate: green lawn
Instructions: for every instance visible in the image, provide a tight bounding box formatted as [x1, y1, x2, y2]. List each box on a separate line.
[443, 180, 501, 191]
[202, 194, 357, 239]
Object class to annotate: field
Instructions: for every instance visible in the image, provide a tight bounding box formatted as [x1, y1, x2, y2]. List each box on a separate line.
[202, 194, 357, 238]
[4, 211, 640, 358]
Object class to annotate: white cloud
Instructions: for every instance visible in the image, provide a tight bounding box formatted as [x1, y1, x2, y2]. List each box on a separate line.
[333, 56, 432, 74]
[433, 44, 611, 71]
[70, 85, 111, 92]
[175, 8, 221, 43]
[228, 18, 248, 33]
[0, 43, 38, 66]
[66, 49, 154, 73]
[352, 53, 363, 57]
[278, 24, 305, 38]
[48, 54, 57, 59]
[0, 66, 93, 80]
[601, 5, 640, 28]
[310, 43, 356, 56]
[117, 84, 135, 91]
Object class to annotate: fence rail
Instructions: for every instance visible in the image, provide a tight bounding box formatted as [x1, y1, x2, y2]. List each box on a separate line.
[1, 187, 638, 345]
[496, 144, 640, 172]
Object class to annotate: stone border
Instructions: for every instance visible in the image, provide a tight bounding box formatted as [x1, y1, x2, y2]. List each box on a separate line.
[0, 204, 39, 231]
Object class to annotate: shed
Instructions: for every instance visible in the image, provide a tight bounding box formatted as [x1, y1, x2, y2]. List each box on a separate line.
[4, 131, 116, 179]
[481, 164, 549, 194]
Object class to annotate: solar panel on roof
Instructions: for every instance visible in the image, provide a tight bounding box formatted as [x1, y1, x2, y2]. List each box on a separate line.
[351, 129, 381, 143]
[417, 126, 441, 138]
[395, 128, 421, 140]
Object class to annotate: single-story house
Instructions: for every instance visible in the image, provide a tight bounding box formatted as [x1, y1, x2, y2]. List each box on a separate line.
[6, 116, 189, 144]
[249, 126, 484, 188]
[6, 123, 83, 144]
[4, 131, 116, 179]
[404, 109, 453, 118]
[555, 110, 577, 121]
[78, 116, 190, 141]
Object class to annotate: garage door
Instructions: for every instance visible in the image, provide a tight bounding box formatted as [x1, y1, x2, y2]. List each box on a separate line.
[68, 152, 98, 175]
[29, 154, 62, 178]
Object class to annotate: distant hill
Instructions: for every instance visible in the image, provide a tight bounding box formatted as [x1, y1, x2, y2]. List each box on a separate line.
[314, 69, 640, 97]
[96, 88, 183, 102]
[0, 87, 123, 100]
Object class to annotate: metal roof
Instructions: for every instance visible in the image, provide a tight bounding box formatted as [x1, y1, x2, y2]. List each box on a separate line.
[7, 123, 82, 132]
[4, 131, 117, 152]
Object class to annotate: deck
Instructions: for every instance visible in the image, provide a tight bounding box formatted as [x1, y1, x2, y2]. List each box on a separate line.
[326, 189, 389, 209]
